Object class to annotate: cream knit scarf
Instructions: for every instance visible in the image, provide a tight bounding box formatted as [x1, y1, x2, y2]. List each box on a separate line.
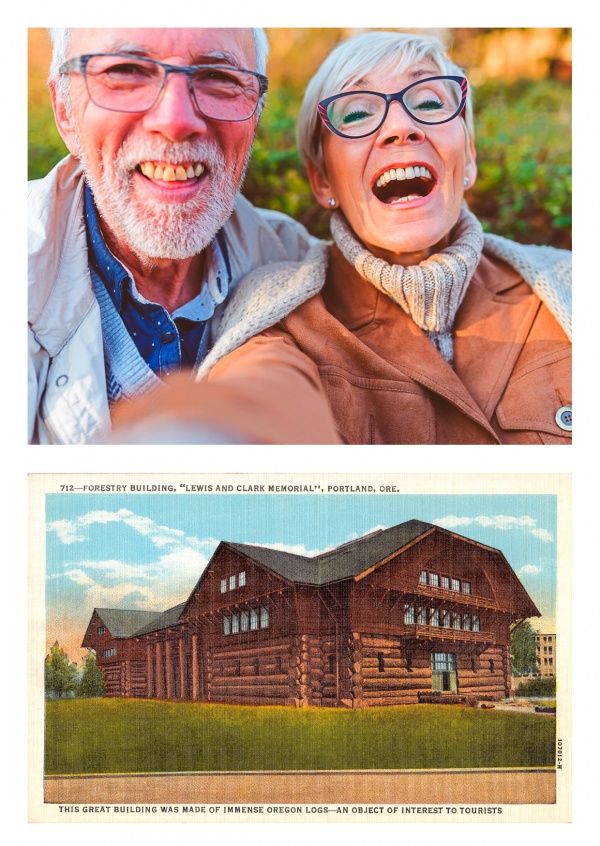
[330, 207, 485, 364]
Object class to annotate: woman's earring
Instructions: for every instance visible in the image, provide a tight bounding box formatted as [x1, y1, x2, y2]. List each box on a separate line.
[463, 177, 469, 188]
[328, 197, 337, 208]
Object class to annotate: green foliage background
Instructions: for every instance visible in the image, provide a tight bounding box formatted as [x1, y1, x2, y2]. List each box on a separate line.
[29, 30, 571, 249]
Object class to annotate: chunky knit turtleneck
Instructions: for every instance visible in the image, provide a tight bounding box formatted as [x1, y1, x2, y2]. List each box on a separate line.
[330, 207, 484, 364]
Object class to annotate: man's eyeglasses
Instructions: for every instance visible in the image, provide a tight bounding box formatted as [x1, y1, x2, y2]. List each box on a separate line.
[318, 76, 468, 139]
[59, 53, 269, 122]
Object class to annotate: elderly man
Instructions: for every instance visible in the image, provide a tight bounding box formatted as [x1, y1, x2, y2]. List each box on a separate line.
[29, 28, 338, 444]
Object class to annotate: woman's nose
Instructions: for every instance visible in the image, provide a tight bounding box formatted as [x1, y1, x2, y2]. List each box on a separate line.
[375, 99, 426, 146]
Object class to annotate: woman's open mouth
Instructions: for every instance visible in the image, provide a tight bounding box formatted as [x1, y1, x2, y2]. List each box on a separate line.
[372, 165, 435, 205]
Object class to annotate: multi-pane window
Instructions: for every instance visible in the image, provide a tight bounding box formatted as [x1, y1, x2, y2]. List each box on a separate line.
[453, 613, 462, 630]
[418, 606, 428, 625]
[229, 575, 236, 591]
[240, 610, 249, 632]
[250, 608, 259, 631]
[430, 608, 440, 627]
[419, 570, 427, 584]
[97, 626, 105, 635]
[260, 606, 269, 629]
[462, 581, 471, 594]
[472, 616, 480, 632]
[419, 570, 473, 595]
[223, 616, 231, 635]
[220, 578, 227, 593]
[238, 571, 246, 587]
[452, 578, 461, 592]
[223, 606, 267, 636]
[442, 610, 452, 629]
[404, 604, 416, 624]
[428, 572, 439, 587]
[102, 647, 116, 658]
[231, 613, 239, 634]
[463, 614, 472, 630]
[220, 571, 247, 593]
[432, 652, 456, 672]
[441, 576, 450, 590]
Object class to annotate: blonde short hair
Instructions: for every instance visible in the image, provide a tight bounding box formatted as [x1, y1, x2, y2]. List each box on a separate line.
[297, 30, 473, 172]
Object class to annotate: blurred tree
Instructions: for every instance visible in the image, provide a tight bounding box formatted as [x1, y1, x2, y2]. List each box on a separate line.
[45, 641, 79, 698]
[79, 650, 105, 698]
[511, 622, 538, 677]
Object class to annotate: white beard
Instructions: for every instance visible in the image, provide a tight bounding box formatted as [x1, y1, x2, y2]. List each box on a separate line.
[78, 135, 250, 260]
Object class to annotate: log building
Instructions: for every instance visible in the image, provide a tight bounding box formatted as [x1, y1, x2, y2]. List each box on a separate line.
[82, 520, 540, 706]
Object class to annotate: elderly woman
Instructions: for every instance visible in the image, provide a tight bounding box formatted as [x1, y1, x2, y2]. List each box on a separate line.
[116, 31, 572, 445]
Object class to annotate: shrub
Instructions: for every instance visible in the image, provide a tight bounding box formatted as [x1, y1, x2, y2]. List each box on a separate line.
[516, 677, 557, 697]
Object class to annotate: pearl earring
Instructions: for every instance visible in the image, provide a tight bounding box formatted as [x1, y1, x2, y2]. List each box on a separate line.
[463, 177, 469, 188]
[328, 197, 337, 208]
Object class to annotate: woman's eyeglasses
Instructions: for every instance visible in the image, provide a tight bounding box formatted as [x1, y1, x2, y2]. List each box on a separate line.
[318, 76, 468, 139]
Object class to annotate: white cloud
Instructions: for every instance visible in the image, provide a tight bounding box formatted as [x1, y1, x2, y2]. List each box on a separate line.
[47, 508, 192, 549]
[433, 514, 553, 542]
[519, 565, 543, 575]
[47, 519, 86, 544]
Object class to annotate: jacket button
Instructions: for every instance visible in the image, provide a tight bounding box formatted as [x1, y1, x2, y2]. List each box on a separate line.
[55, 374, 68, 387]
[161, 332, 176, 345]
[555, 406, 572, 431]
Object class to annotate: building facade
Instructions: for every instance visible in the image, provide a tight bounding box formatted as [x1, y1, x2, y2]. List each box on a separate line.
[535, 632, 556, 677]
[82, 520, 540, 707]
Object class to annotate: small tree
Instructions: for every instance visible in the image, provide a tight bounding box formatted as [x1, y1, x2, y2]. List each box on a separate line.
[45, 641, 79, 698]
[511, 621, 538, 676]
[79, 650, 105, 698]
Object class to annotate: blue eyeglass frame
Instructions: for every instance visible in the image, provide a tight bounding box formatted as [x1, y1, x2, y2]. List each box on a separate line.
[58, 53, 269, 119]
[317, 75, 468, 138]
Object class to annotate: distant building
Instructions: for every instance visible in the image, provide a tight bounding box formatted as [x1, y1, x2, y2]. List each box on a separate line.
[535, 632, 556, 677]
[82, 520, 540, 707]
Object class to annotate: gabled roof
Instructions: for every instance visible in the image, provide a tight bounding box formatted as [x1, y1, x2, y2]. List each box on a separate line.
[94, 608, 162, 638]
[226, 519, 433, 586]
[134, 603, 186, 635]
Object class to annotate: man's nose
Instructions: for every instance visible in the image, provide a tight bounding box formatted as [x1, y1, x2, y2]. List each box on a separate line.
[142, 71, 207, 141]
[375, 99, 426, 146]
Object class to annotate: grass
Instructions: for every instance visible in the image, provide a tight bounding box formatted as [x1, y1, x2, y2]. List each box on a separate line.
[45, 699, 556, 775]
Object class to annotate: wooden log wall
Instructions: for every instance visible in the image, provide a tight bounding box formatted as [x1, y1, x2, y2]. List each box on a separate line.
[207, 637, 297, 705]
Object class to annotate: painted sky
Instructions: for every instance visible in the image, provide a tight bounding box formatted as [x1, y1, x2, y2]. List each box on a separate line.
[45, 491, 558, 661]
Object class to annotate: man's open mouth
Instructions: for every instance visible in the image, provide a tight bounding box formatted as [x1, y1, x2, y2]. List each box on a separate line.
[372, 165, 435, 204]
[138, 161, 206, 182]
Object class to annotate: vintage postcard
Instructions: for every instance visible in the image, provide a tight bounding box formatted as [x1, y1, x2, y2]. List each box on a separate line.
[29, 472, 570, 823]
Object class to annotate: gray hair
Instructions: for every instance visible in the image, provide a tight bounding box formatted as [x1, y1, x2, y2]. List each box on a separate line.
[297, 30, 474, 172]
[48, 27, 270, 106]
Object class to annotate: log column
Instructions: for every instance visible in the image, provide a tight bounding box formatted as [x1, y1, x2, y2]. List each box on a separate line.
[146, 642, 154, 698]
[155, 641, 164, 698]
[165, 641, 174, 699]
[179, 638, 187, 700]
[192, 634, 199, 700]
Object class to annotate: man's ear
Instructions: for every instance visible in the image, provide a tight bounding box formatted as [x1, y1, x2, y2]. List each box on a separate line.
[464, 135, 477, 190]
[306, 159, 336, 210]
[49, 80, 80, 156]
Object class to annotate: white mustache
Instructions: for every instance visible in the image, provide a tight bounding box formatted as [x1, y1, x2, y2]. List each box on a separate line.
[114, 138, 227, 173]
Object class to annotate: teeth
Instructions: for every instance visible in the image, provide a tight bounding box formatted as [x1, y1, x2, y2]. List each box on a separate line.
[375, 166, 432, 188]
[139, 161, 205, 182]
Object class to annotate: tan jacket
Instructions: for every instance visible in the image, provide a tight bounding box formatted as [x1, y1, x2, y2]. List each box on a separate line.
[209, 244, 571, 444]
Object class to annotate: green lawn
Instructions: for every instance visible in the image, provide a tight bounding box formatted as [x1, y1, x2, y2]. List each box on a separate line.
[45, 699, 555, 775]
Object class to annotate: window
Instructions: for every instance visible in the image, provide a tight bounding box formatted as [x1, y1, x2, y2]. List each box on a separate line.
[229, 574, 236, 591]
[419, 570, 427, 584]
[462, 581, 471, 594]
[378, 652, 385, 672]
[472, 616, 480, 632]
[441, 576, 450, 590]
[452, 578, 460, 592]
[238, 571, 246, 587]
[231, 613, 239, 634]
[418, 606, 428, 625]
[428, 572, 439, 587]
[102, 647, 116, 658]
[430, 608, 440, 627]
[220, 578, 227, 593]
[97, 626, 105, 635]
[260, 606, 269, 629]
[463, 614, 472, 631]
[240, 610, 249, 632]
[223, 616, 231, 636]
[250, 608, 259, 631]
[404, 604, 415, 625]
[453, 613, 462, 630]
[442, 610, 452, 629]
